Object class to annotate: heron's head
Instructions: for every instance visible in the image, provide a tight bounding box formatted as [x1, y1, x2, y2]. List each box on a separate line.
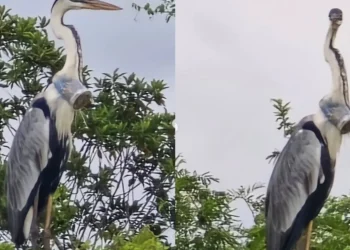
[51, 0, 122, 13]
[329, 8, 342, 27]
[52, 75, 93, 110]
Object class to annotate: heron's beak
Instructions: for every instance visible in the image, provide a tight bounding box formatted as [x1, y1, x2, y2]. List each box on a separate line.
[81, 0, 122, 11]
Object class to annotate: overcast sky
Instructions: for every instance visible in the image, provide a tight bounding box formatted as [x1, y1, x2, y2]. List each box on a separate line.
[177, 0, 350, 227]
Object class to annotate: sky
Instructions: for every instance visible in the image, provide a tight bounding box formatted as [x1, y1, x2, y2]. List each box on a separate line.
[177, 0, 350, 227]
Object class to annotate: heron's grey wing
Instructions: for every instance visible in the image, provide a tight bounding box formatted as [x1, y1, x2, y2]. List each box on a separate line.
[266, 129, 324, 249]
[6, 108, 50, 241]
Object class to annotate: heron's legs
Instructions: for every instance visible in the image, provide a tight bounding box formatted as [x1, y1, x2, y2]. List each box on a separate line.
[305, 220, 313, 250]
[43, 195, 53, 250]
[30, 195, 39, 250]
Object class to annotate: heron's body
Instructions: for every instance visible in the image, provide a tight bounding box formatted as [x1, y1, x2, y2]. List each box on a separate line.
[7, 85, 73, 245]
[5, 0, 121, 247]
[265, 8, 350, 250]
[266, 111, 340, 250]
[33, 92, 72, 213]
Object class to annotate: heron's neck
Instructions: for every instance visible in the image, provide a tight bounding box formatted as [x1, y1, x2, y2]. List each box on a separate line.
[34, 84, 74, 139]
[324, 25, 349, 106]
[313, 110, 342, 160]
[50, 8, 83, 82]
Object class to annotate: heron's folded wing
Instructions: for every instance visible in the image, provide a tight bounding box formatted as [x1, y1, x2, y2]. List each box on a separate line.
[266, 129, 323, 233]
[6, 108, 50, 234]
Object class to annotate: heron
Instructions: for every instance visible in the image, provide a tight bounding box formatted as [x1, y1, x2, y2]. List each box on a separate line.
[5, 0, 121, 248]
[265, 8, 350, 250]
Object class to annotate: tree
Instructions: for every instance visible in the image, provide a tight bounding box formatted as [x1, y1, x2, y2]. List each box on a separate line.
[175, 162, 240, 250]
[132, 0, 175, 23]
[0, 3, 174, 249]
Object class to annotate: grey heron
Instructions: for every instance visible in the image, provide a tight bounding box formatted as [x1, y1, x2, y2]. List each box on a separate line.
[265, 8, 350, 250]
[5, 0, 121, 248]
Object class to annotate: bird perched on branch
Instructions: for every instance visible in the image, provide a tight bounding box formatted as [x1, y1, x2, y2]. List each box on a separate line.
[266, 8, 350, 250]
[5, 0, 122, 248]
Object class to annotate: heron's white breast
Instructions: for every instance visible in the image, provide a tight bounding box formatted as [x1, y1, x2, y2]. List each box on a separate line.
[314, 110, 342, 162]
[325, 125, 342, 162]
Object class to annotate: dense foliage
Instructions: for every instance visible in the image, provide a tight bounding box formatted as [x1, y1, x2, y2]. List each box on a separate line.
[0, 3, 174, 249]
[176, 165, 239, 250]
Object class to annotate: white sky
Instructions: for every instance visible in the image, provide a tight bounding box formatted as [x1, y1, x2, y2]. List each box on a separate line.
[177, 0, 350, 227]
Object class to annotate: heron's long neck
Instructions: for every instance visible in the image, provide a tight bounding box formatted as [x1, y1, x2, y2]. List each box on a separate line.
[43, 84, 75, 140]
[33, 84, 74, 140]
[313, 110, 342, 161]
[50, 9, 84, 82]
[324, 25, 349, 106]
